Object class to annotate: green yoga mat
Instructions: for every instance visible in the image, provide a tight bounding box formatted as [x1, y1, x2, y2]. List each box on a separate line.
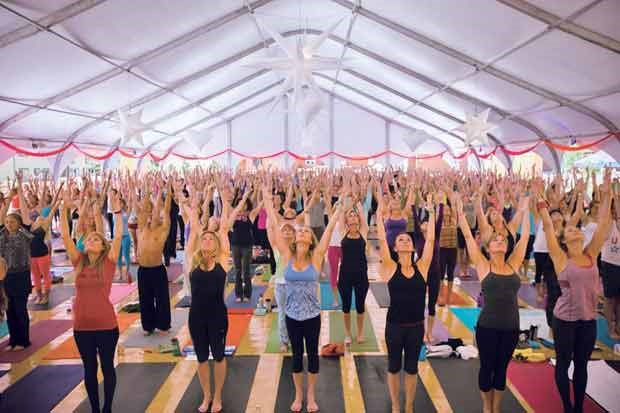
[74, 362, 175, 413]
[265, 314, 286, 354]
[176, 356, 259, 413]
[261, 266, 273, 282]
[329, 311, 379, 352]
[354, 356, 436, 412]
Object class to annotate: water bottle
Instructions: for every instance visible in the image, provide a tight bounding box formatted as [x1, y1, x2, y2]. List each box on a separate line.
[257, 294, 264, 309]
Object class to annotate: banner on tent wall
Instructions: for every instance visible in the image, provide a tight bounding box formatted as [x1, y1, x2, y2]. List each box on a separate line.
[0, 133, 617, 163]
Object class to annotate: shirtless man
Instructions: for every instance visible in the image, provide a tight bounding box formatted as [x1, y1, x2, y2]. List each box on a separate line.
[135, 178, 172, 335]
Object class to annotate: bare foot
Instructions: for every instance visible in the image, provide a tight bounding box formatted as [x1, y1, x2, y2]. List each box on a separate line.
[280, 344, 289, 353]
[357, 335, 366, 344]
[235, 297, 242, 303]
[3, 345, 13, 352]
[143, 330, 153, 336]
[290, 399, 302, 412]
[307, 399, 319, 412]
[609, 329, 620, 340]
[211, 398, 222, 413]
[197, 398, 209, 413]
[11, 345, 25, 352]
[156, 329, 170, 336]
[344, 336, 352, 345]
[426, 333, 434, 344]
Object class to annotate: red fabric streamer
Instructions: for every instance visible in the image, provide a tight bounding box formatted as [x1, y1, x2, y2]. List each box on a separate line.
[546, 134, 613, 152]
[501, 142, 540, 156]
[0, 140, 72, 157]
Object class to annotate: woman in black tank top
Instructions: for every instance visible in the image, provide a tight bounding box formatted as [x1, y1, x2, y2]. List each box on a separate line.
[338, 203, 370, 344]
[456, 193, 531, 413]
[476, 192, 522, 260]
[183, 191, 234, 413]
[376, 190, 436, 413]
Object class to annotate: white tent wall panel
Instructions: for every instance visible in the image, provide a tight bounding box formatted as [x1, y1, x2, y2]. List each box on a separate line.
[0, 6, 24, 37]
[230, 103, 284, 156]
[332, 85, 399, 120]
[333, 96, 385, 156]
[0, 101, 25, 122]
[140, 94, 193, 126]
[0, 31, 113, 100]
[254, 0, 349, 37]
[493, 30, 620, 97]
[50, 72, 159, 115]
[137, 16, 261, 84]
[176, 63, 260, 102]
[3, 109, 93, 140]
[361, 0, 546, 62]
[574, 0, 620, 42]
[404, 105, 462, 133]
[59, 0, 241, 62]
[5, 0, 78, 20]
[155, 107, 211, 135]
[349, 17, 473, 85]
[521, 106, 610, 139]
[203, 73, 279, 113]
[288, 102, 331, 157]
[584, 93, 620, 128]
[72, 120, 123, 145]
[527, 0, 596, 18]
[336, 71, 414, 111]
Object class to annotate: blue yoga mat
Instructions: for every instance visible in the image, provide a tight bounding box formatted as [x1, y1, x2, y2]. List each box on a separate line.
[597, 316, 620, 349]
[451, 307, 481, 332]
[225, 284, 267, 311]
[0, 320, 7, 338]
[319, 282, 356, 311]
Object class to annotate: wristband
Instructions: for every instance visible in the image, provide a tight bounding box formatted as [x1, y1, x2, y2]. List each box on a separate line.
[536, 201, 548, 210]
[113, 210, 122, 214]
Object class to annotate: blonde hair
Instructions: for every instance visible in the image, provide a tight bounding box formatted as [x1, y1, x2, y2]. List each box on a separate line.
[190, 230, 222, 272]
[75, 232, 110, 279]
[288, 226, 318, 260]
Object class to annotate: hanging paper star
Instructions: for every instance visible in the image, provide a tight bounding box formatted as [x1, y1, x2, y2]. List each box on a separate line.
[245, 18, 345, 118]
[456, 108, 496, 147]
[117, 108, 146, 147]
[184, 129, 213, 153]
[402, 129, 436, 152]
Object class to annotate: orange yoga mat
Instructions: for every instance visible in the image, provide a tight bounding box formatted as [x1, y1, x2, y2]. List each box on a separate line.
[437, 283, 470, 306]
[184, 313, 253, 349]
[44, 312, 139, 360]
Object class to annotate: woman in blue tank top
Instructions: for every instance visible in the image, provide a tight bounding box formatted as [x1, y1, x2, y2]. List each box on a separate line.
[376, 188, 436, 413]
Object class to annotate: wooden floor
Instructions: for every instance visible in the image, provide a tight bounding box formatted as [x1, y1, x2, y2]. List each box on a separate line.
[1, 247, 618, 413]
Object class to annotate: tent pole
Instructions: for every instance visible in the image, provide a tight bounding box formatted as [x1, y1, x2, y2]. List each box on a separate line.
[329, 95, 335, 170]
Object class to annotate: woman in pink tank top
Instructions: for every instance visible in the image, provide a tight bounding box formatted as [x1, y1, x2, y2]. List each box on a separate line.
[538, 169, 612, 413]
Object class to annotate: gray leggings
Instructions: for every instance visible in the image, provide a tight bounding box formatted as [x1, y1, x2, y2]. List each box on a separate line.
[232, 245, 252, 298]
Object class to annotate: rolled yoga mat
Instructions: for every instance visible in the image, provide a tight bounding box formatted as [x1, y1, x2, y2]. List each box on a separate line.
[122, 309, 188, 348]
[354, 355, 436, 413]
[329, 311, 379, 352]
[28, 284, 75, 310]
[0, 364, 83, 413]
[176, 356, 259, 412]
[0, 319, 73, 363]
[319, 282, 356, 311]
[428, 358, 524, 413]
[74, 362, 176, 413]
[369, 282, 390, 308]
[225, 284, 267, 314]
[274, 356, 345, 413]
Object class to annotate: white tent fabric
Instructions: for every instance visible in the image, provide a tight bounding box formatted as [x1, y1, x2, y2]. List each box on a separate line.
[0, 0, 619, 173]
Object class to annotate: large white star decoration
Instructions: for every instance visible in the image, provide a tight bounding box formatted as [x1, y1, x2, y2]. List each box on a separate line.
[402, 129, 436, 153]
[456, 108, 497, 147]
[245, 18, 345, 121]
[117, 109, 146, 147]
[184, 129, 213, 153]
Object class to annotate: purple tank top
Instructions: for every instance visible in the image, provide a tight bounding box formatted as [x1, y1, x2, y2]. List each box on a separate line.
[385, 218, 408, 248]
[554, 256, 600, 321]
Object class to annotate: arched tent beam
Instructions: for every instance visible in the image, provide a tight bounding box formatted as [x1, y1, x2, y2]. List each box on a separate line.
[0, 0, 107, 49]
[496, 0, 620, 55]
[330, 0, 620, 140]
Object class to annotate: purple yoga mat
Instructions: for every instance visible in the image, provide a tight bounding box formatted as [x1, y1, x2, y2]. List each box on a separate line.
[459, 280, 481, 302]
[0, 319, 72, 363]
[431, 316, 450, 342]
[518, 283, 544, 308]
[455, 265, 478, 280]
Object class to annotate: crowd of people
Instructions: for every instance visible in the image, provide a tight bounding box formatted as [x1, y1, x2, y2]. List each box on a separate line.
[0, 165, 617, 413]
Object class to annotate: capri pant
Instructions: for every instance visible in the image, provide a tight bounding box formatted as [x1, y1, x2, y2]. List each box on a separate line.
[427, 271, 440, 316]
[337, 272, 369, 314]
[439, 247, 457, 282]
[117, 235, 131, 268]
[385, 321, 424, 375]
[188, 315, 228, 363]
[286, 315, 321, 374]
[475, 325, 518, 391]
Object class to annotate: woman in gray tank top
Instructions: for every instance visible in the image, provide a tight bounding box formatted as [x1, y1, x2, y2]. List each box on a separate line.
[454, 193, 530, 413]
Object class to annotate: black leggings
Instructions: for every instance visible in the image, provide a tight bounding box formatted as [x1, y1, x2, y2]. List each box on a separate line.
[286, 315, 321, 374]
[337, 274, 369, 314]
[137, 265, 171, 333]
[385, 322, 424, 374]
[475, 325, 518, 391]
[427, 271, 440, 316]
[188, 316, 228, 363]
[439, 247, 457, 282]
[232, 245, 252, 299]
[552, 318, 597, 413]
[534, 252, 550, 284]
[75, 328, 119, 413]
[6, 294, 29, 348]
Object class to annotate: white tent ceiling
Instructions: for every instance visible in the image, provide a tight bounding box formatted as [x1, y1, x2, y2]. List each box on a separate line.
[0, 0, 619, 172]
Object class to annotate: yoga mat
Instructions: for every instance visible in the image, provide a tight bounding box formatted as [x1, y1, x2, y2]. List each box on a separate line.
[319, 282, 356, 311]
[569, 360, 620, 413]
[169, 280, 183, 297]
[122, 309, 188, 348]
[518, 283, 544, 308]
[176, 356, 259, 413]
[369, 282, 390, 308]
[428, 358, 524, 413]
[225, 284, 267, 314]
[44, 312, 139, 360]
[174, 295, 191, 308]
[0, 320, 7, 338]
[459, 280, 481, 302]
[606, 360, 620, 374]
[274, 356, 345, 413]
[329, 311, 379, 352]
[226, 313, 252, 347]
[28, 284, 74, 310]
[455, 264, 478, 280]
[226, 264, 260, 283]
[596, 316, 620, 348]
[261, 266, 273, 282]
[430, 316, 450, 343]
[74, 362, 175, 413]
[437, 283, 470, 306]
[265, 314, 285, 353]
[166, 263, 184, 282]
[0, 319, 72, 363]
[508, 362, 605, 413]
[354, 355, 436, 413]
[450, 307, 480, 332]
[109, 283, 138, 305]
[0, 364, 83, 413]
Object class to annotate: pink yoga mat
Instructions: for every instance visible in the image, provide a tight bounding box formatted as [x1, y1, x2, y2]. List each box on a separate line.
[109, 283, 138, 305]
[0, 319, 73, 363]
